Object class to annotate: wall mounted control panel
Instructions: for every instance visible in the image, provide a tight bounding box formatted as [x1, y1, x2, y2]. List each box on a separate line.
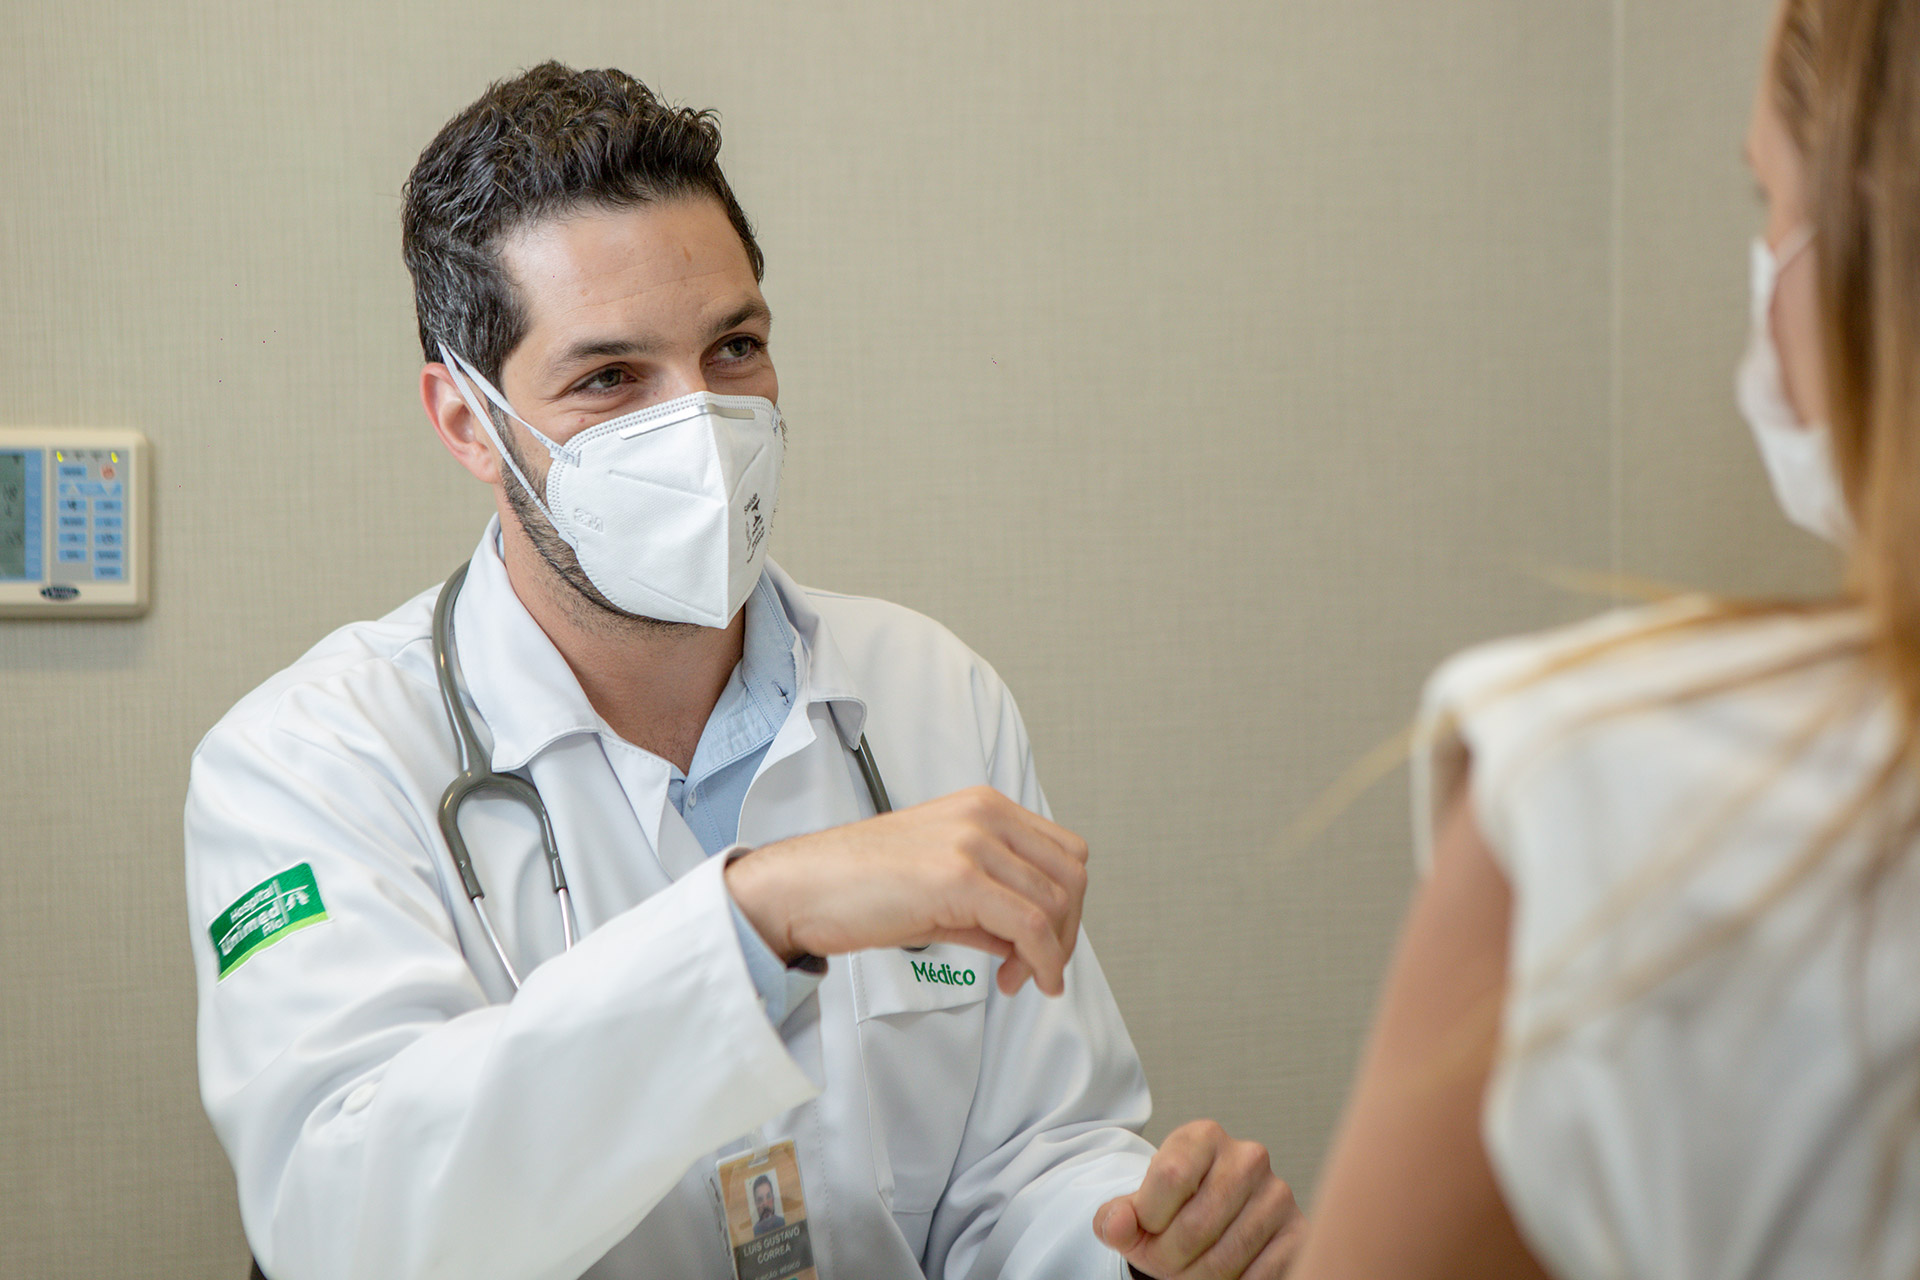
[0, 428, 150, 617]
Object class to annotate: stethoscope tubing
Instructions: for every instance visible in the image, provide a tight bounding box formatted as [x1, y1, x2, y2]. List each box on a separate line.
[431, 558, 891, 991]
[433, 559, 580, 988]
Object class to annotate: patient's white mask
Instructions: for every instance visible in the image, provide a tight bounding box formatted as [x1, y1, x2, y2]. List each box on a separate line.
[1735, 228, 1852, 545]
[442, 348, 784, 628]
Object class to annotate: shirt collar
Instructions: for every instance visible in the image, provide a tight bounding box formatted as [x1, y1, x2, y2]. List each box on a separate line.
[675, 575, 797, 783]
[449, 518, 870, 769]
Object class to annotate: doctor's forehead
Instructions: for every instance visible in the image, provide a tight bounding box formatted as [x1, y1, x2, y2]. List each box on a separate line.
[497, 198, 765, 347]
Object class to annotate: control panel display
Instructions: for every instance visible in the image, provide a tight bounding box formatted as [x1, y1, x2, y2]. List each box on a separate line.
[0, 452, 30, 581]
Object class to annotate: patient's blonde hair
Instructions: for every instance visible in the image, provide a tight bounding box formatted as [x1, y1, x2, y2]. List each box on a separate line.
[1816, 0, 1920, 734]
[1722, 0, 1920, 904]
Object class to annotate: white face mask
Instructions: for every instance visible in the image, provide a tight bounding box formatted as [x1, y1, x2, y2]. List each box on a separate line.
[1735, 227, 1852, 545]
[442, 348, 784, 628]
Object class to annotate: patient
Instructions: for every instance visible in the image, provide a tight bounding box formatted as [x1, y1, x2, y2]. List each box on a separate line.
[1283, 1, 1920, 1276]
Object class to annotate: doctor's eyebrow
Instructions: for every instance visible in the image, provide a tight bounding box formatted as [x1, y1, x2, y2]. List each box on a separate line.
[708, 300, 773, 342]
[540, 301, 773, 383]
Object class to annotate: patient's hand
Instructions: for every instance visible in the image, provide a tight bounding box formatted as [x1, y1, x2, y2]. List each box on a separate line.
[1095, 1119, 1305, 1279]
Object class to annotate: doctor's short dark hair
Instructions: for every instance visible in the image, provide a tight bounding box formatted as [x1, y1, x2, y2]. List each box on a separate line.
[400, 61, 764, 385]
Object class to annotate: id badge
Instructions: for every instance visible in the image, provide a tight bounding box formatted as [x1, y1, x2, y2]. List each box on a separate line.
[716, 1140, 817, 1280]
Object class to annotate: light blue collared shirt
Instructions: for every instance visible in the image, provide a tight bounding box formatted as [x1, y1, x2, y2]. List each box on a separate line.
[668, 575, 817, 1025]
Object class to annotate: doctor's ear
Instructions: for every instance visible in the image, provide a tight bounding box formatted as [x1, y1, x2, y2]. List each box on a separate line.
[421, 362, 504, 486]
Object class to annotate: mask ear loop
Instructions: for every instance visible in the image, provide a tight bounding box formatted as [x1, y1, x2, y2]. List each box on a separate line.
[1754, 225, 1816, 335]
[440, 347, 565, 528]
[1774, 224, 1816, 271]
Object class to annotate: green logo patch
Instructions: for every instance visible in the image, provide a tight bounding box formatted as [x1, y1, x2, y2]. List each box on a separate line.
[210, 863, 328, 979]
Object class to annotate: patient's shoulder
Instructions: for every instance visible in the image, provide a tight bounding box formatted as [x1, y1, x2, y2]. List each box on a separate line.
[1412, 598, 1876, 873]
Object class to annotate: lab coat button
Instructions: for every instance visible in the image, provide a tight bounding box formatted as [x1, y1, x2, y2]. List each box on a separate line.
[342, 1082, 378, 1115]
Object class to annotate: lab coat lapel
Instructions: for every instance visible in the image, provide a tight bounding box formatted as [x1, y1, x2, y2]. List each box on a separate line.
[528, 738, 672, 938]
[738, 568, 879, 849]
[738, 705, 873, 850]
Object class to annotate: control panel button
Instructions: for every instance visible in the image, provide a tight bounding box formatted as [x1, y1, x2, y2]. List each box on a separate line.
[93, 564, 125, 581]
[57, 548, 87, 564]
[93, 515, 123, 531]
[57, 515, 86, 531]
[58, 498, 86, 515]
[93, 548, 123, 564]
[58, 532, 86, 547]
[94, 532, 122, 548]
[93, 499, 122, 514]
[57, 464, 86, 480]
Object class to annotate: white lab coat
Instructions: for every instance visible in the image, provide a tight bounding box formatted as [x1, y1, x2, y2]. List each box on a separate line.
[185, 522, 1154, 1280]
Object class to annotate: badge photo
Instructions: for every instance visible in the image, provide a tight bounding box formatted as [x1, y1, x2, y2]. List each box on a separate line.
[717, 1140, 817, 1280]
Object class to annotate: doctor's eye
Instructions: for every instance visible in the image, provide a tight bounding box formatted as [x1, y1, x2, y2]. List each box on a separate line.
[572, 366, 632, 395]
[713, 335, 766, 365]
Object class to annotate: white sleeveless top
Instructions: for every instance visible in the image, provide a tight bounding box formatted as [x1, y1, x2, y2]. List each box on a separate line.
[1413, 599, 1920, 1280]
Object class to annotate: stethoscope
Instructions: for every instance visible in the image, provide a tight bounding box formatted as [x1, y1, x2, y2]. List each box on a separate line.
[431, 559, 896, 990]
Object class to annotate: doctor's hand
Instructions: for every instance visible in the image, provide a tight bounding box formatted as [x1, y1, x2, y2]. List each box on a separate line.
[1095, 1120, 1305, 1280]
[724, 785, 1088, 996]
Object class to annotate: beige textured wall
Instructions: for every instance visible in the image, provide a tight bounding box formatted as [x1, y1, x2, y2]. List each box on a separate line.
[0, 1, 1835, 1275]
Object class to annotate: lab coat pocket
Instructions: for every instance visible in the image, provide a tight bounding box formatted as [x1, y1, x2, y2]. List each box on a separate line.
[850, 947, 991, 1218]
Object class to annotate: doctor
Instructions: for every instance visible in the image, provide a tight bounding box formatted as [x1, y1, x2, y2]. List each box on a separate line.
[186, 62, 1301, 1280]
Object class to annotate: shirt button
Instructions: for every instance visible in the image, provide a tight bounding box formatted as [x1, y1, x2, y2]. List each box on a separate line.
[686, 789, 700, 809]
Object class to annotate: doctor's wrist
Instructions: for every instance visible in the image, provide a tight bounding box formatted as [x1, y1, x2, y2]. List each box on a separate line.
[723, 845, 803, 965]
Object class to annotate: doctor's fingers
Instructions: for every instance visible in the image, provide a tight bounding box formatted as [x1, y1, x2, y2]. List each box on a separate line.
[993, 956, 1035, 995]
[906, 791, 1082, 933]
[987, 790, 1091, 871]
[1148, 1167, 1298, 1280]
[968, 799, 1090, 947]
[1235, 1204, 1308, 1280]
[963, 829, 1086, 953]
[917, 928, 1038, 996]
[936, 871, 1073, 995]
[1121, 1120, 1259, 1243]
[987, 807, 1089, 900]
[937, 786, 1090, 869]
